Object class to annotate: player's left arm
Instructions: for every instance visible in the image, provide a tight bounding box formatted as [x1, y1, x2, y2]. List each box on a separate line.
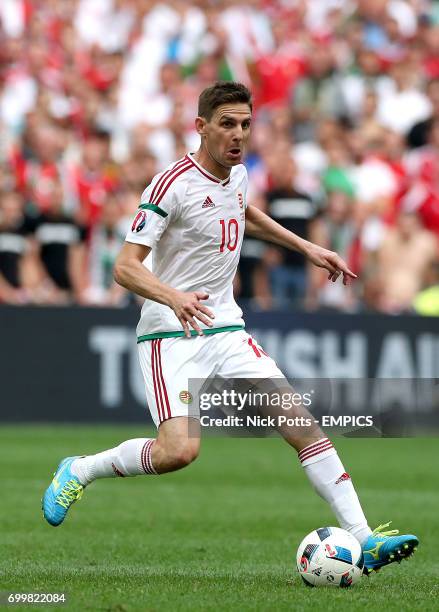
[245, 204, 357, 284]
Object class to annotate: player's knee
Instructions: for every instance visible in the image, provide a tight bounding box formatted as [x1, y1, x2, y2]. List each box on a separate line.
[170, 439, 199, 468]
[159, 438, 199, 471]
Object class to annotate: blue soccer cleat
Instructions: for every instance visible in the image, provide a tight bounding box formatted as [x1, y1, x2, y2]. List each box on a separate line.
[362, 522, 419, 574]
[42, 457, 84, 526]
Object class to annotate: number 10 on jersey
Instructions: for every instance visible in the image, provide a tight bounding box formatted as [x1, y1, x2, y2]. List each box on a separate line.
[219, 218, 239, 252]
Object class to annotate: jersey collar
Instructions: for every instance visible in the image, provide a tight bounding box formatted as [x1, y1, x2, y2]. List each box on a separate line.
[186, 153, 231, 186]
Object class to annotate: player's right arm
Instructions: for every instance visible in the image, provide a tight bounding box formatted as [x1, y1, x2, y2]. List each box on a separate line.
[113, 242, 214, 338]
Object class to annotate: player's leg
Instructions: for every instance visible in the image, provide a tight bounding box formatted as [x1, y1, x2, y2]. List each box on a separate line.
[272, 393, 418, 570]
[274, 393, 419, 570]
[216, 332, 371, 541]
[151, 416, 200, 474]
[71, 415, 200, 482]
[42, 336, 204, 526]
[216, 331, 418, 571]
[277, 405, 373, 545]
[42, 417, 199, 527]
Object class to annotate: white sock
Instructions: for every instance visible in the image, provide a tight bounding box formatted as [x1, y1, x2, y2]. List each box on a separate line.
[71, 438, 157, 485]
[298, 438, 372, 545]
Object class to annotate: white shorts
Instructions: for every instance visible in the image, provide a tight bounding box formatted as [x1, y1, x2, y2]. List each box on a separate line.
[138, 330, 284, 427]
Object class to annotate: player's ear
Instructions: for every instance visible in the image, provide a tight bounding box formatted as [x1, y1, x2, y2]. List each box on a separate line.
[195, 116, 207, 136]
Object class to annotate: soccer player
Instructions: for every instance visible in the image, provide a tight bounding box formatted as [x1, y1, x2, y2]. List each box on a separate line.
[43, 82, 418, 574]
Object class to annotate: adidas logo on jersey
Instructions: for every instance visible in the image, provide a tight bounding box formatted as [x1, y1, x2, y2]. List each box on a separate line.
[202, 196, 215, 208]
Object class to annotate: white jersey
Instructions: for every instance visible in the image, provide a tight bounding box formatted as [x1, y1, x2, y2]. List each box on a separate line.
[125, 153, 248, 342]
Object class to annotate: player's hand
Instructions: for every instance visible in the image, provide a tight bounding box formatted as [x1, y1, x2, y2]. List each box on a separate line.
[305, 244, 357, 285]
[168, 290, 215, 338]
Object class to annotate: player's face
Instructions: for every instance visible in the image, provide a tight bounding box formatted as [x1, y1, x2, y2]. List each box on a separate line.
[203, 103, 252, 167]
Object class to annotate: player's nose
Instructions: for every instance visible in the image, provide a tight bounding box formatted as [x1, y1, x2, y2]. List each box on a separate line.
[232, 129, 243, 143]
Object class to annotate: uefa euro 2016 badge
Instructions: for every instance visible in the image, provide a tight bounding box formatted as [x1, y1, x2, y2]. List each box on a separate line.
[237, 192, 244, 208]
[179, 390, 193, 404]
[131, 210, 146, 233]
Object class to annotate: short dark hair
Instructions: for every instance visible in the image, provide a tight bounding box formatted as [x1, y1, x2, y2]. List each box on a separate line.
[198, 81, 252, 121]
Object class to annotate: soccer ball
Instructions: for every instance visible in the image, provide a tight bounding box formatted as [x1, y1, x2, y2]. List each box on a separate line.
[296, 526, 364, 587]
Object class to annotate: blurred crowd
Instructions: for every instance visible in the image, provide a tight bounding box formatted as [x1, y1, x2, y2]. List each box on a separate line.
[0, 0, 438, 314]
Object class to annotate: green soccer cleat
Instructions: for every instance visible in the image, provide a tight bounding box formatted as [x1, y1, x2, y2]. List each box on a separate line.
[362, 522, 419, 574]
[42, 457, 84, 526]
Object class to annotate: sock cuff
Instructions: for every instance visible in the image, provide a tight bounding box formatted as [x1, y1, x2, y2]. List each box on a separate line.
[140, 439, 157, 475]
[298, 437, 336, 466]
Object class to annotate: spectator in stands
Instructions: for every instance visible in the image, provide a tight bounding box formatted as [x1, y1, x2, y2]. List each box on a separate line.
[292, 43, 344, 143]
[340, 49, 394, 124]
[32, 178, 87, 304]
[121, 148, 157, 194]
[263, 149, 317, 307]
[356, 89, 382, 135]
[403, 118, 439, 235]
[1, 0, 438, 312]
[408, 79, 439, 149]
[249, 17, 305, 110]
[377, 211, 438, 313]
[10, 121, 65, 213]
[0, 192, 34, 304]
[413, 261, 439, 316]
[418, 15, 439, 79]
[376, 60, 432, 135]
[82, 192, 127, 306]
[308, 189, 357, 311]
[355, 0, 418, 49]
[349, 127, 399, 254]
[237, 190, 270, 309]
[68, 129, 118, 228]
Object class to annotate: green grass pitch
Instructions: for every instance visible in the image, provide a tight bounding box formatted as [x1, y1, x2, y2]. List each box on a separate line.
[0, 426, 438, 611]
